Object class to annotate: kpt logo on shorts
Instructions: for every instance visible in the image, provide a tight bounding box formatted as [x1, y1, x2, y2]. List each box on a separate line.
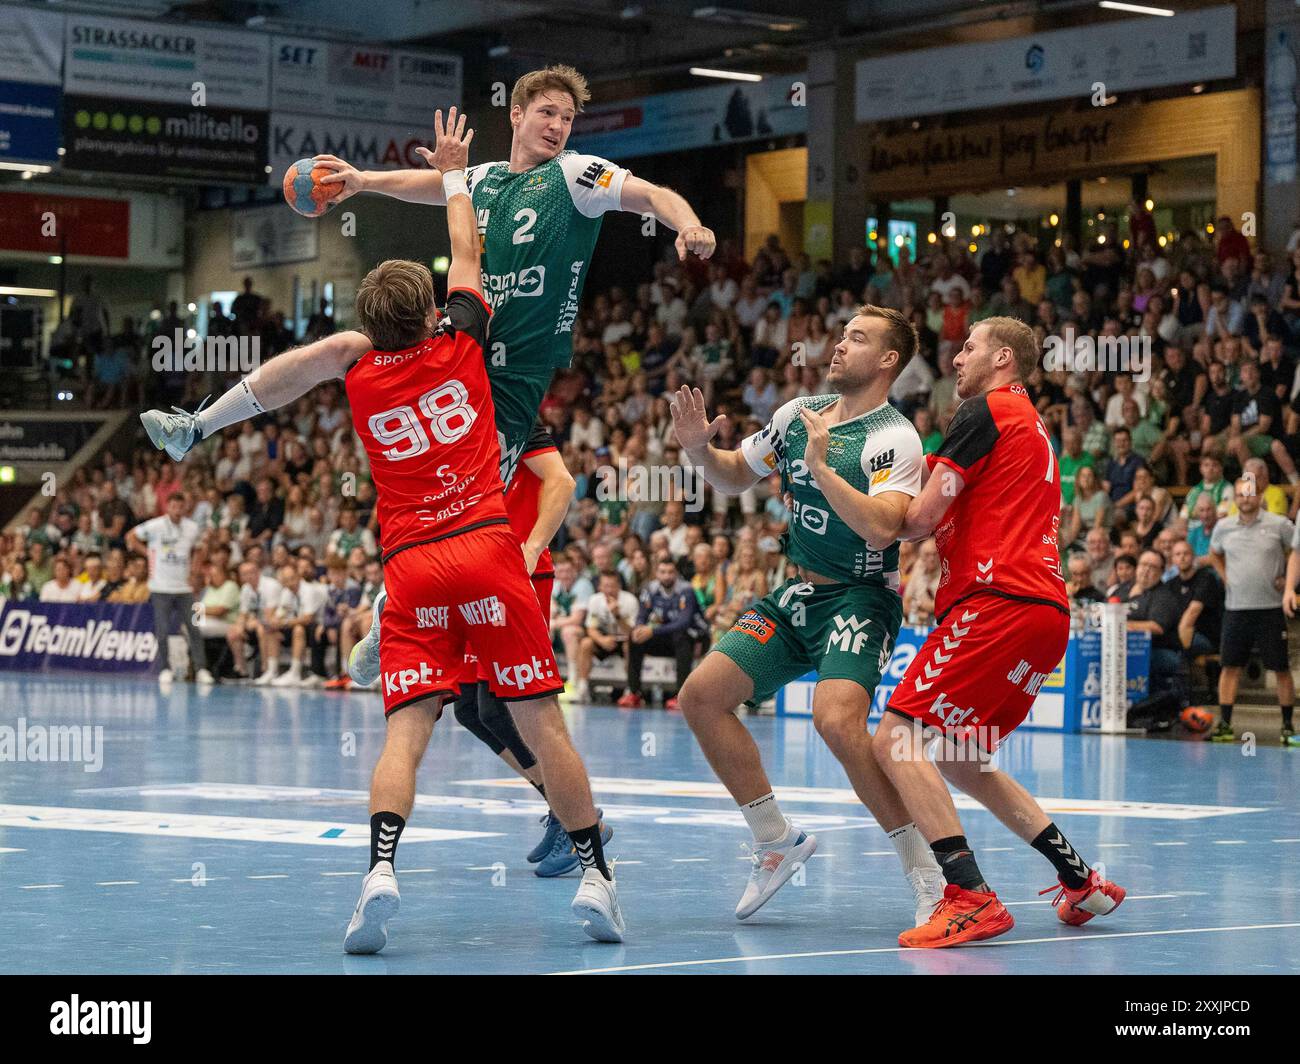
[493, 655, 556, 690]
[732, 610, 776, 644]
[384, 662, 440, 696]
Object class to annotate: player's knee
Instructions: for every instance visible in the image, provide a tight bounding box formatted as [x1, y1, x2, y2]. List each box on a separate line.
[812, 702, 863, 753]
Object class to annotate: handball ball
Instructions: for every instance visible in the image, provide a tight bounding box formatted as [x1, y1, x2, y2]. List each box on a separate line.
[282, 158, 340, 217]
[1180, 706, 1214, 733]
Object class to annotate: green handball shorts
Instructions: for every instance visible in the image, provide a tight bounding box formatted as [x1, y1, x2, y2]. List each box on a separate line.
[714, 578, 903, 706]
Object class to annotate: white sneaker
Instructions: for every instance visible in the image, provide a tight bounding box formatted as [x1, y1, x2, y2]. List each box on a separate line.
[140, 404, 203, 462]
[343, 860, 400, 955]
[571, 867, 625, 942]
[272, 665, 303, 687]
[906, 864, 946, 927]
[736, 819, 818, 921]
[561, 680, 591, 703]
[348, 587, 386, 686]
[195, 669, 214, 685]
[299, 673, 324, 689]
[254, 667, 278, 686]
[158, 669, 174, 685]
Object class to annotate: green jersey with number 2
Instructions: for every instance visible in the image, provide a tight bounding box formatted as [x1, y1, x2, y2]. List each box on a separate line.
[466, 151, 630, 484]
[740, 394, 925, 586]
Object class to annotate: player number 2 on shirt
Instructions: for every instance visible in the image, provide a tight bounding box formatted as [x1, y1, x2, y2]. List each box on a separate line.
[368, 381, 477, 461]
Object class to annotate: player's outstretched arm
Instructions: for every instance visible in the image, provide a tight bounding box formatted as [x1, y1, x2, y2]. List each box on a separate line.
[899, 462, 965, 541]
[619, 176, 716, 261]
[315, 153, 448, 206]
[428, 108, 481, 297]
[669, 385, 760, 495]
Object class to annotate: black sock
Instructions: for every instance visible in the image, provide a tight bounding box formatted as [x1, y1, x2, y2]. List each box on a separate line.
[1220, 703, 1233, 725]
[568, 822, 611, 880]
[370, 811, 405, 871]
[931, 835, 988, 892]
[1282, 705, 1294, 730]
[1031, 823, 1091, 889]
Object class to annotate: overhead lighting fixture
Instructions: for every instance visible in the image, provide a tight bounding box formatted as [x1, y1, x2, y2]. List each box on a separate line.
[693, 7, 805, 32]
[0, 286, 59, 298]
[1098, 2, 1176, 16]
[0, 161, 52, 173]
[690, 66, 762, 82]
[489, 44, 510, 58]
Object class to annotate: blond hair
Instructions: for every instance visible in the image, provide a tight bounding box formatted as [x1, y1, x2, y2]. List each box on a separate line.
[511, 64, 591, 113]
[856, 304, 918, 379]
[355, 260, 434, 351]
[977, 315, 1039, 379]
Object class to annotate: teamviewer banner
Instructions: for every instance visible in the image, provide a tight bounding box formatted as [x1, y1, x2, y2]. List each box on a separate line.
[62, 94, 268, 183]
[63, 14, 270, 109]
[0, 601, 158, 674]
[855, 5, 1236, 122]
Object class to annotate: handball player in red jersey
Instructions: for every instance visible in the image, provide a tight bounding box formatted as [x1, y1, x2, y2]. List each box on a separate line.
[867, 317, 1125, 948]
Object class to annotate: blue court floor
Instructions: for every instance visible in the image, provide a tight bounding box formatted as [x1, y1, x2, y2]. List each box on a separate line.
[1, 672, 1298, 975]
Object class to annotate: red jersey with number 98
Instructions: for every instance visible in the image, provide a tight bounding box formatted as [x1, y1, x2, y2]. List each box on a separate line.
[929, 382, 1069, 624]
[344, 287, 507, 561]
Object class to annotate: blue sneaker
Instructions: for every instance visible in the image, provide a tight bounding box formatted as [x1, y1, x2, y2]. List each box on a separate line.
[527, 811, 563, 864]
[534, 809, 613, 878]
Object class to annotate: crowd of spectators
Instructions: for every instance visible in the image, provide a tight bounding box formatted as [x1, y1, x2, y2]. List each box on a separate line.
[7, 202, 1300, 711]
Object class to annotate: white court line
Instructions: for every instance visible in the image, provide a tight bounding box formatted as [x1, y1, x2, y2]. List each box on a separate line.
[0, 848, 25, 854]
[1003, 892, 1178, 908]
[19, 884, 62, 890]
[246, 874, 288, 880]
[1273, 839, 1300, 843]
[672, 858, 709, 863]
[320, 871, 362, 877]
[1153, 841, 1187, 846]
[1095, 843, 1130, 848]
[95, 880, 139, 886]
[863, 851, 894, 856]
[552, 922, 1300, 975]
[1212, 840, 1247, 845]
[984, 847, 1015, 852]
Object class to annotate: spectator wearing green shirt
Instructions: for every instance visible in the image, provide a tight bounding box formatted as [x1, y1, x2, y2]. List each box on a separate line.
[1058, 425, 1095, 505]
[1182, 454, 1234, 519]
[912, 407, 944, 455]
[1121, 397, 1163, 459]
[25, 541, 53, 591]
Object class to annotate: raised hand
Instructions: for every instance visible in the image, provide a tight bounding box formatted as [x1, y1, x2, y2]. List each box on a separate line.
[416, 107, 474, 174]
[799, 406, 830, 472]
[669, 385, 725, 452]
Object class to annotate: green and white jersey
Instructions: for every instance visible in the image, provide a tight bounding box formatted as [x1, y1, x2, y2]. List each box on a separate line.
[740, 395, 924, 587]
[466, 151, 630, 483]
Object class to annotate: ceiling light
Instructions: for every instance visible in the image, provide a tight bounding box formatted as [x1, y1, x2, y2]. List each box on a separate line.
[690, 67, 763, 82]
[1098, 2, 1175, 15]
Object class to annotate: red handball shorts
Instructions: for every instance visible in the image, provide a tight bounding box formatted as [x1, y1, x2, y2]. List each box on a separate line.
[379, 524, 562, 716]
[885, 593, 1069, 752]
[456, 570, 555, 693]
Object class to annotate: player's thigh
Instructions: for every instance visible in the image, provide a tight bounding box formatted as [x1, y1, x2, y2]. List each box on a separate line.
[709, 589, 814, 707]
[887, 595, 1068, 751]
[677, 646, 760, 716]
[380, 545, 468, 717]
[382, 693, 446, 761]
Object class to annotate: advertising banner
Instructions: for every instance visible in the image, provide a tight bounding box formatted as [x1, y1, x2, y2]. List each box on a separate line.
[0, 600, 159, 675]
[0, 191, 130, 259]
[855, 6, 1237, 122]
[62, 93, 268, 183]
[0, 6, 65, 164]
[230, 202, 319, 269]
[569, 75, 807, 161]
[267, 111, 434, 183]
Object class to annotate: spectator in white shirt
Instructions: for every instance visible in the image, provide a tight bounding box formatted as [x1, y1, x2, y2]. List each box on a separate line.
[569, 406, 606, 451]
[707, 262, 739, 311]
[576, 571, 638, 693]
[39, 558, 82, 603]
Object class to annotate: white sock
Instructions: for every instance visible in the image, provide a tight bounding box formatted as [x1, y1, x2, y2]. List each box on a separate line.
[196, 378, 265, 439]
[741, 793, 788, 845]
[888, 821, 940, 877]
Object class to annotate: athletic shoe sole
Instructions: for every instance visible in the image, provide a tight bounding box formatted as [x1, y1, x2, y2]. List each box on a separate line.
[343, 888, 400, 955]
[571, 897, 624, 943]
[1060, 883, 1127, 926]
[735, 832, 818, 921]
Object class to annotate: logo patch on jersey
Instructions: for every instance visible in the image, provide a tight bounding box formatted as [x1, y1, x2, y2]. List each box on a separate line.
[576, 162, 611, 189]
[871, 467, 891, 487]
[732, 610, 776, 644]
[869, 450, 894, 473]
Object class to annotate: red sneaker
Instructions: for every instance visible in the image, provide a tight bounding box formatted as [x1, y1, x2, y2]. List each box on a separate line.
[616, 692, 644, 709]
[664, 697, 680, 711]
[898, 883, 1014, 949]
[1040, 869, 1126, 926]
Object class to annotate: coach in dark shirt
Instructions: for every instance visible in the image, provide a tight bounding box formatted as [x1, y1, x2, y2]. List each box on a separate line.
[1168, 539, 1223, 654]
[1103, 428, 1145, 506]
[247, 477, 285, 543]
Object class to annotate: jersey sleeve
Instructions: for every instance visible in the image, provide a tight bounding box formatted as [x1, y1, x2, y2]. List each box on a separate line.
[740, 398, 803, 477]
[134, 516, 160, 543]
[521, 421, 557, 461]
[465, 161, 497, 195]
[934, 395, 1000, 484]
[862, 419, 925, 498]
[559, 153, 631, 219]
[443, 288, 492, 349]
